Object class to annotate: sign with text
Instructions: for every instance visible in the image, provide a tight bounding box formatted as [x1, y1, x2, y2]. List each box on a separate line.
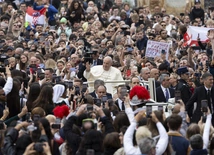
[145, 40, 170, 58]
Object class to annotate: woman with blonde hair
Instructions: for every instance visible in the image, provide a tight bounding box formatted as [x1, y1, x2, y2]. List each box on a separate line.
[45, 58, 56, 70]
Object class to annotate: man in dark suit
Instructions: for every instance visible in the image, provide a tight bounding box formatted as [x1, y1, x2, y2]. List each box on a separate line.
[186, 72, 214, 124]
[156, 74, 175, 102]
[89, 79, 112, 99]
[176, 67, 192, 105]
[115, 85, 127, 111]
[91, 50, 103, 66]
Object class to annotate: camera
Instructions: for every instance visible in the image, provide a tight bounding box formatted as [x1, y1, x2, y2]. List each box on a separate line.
[0, 54, 8, 63]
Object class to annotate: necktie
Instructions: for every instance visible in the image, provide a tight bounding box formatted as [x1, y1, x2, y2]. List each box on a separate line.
[121, 102, 125, 111]
[207, 90, 213, 113]
[93, 60, 97, 66]
[165, 88, 169, 102]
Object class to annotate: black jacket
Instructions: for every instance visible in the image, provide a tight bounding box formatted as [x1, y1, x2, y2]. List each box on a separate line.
[176, 79, 192, 105]
[186, 86, 214, 124]
[156, 86, 175, 103]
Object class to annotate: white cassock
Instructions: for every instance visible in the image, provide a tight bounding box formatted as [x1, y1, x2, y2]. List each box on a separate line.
[84, 65, 124, 95]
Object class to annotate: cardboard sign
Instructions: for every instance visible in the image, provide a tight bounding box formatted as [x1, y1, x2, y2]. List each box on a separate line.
[145, 40, 170, 58]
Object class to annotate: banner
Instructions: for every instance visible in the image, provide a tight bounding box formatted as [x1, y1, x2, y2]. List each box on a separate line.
[25, 7, 46, 26]
[145, 40, 170, 58]
[184, 26, 214, 47]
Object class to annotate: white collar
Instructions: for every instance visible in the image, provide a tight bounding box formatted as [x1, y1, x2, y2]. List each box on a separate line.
[204, 86, 211, 91]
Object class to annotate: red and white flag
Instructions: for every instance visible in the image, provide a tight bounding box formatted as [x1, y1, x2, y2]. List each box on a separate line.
[25, 7, 46, 26]
[183, 26, 214, 47]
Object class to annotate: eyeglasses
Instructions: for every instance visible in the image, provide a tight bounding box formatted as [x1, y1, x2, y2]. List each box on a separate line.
[161, 24, 166, 27]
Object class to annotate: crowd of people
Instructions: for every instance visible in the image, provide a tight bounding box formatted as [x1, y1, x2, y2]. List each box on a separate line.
[0, 0, 214, 154]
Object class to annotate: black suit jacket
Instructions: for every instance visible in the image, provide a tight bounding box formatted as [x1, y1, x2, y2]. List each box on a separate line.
[186, 86, 214, 123]
[156, 86, 175, 103]
[89, 91, 112, 100]
[176, 79, 192, 105]
[115, 99, 125, 111]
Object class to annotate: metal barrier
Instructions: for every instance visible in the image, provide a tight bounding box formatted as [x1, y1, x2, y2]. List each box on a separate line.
[83, 78, 157, 101]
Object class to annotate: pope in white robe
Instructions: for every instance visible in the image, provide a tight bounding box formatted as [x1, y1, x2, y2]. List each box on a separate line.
[83, 56, 124, 95]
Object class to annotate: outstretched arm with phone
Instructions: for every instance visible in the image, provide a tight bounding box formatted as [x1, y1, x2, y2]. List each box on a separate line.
[3, 66, 13, 96]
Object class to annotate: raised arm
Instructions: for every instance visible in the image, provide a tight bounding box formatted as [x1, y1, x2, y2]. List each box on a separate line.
[203, 110, 212, 149]
[3, 66, 13, 95]
[151, 112, 168, 155]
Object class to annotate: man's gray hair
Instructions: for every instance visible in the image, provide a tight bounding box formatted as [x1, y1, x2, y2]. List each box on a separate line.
[138, 137, 156, 154]
[159, 74, 169, 83]
[94, 79, 105, 90]
[141, 67, 150, 74]
[202, 72, 213, 80]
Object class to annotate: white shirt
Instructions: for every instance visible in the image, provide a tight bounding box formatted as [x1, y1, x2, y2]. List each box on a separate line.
[161, 85, 171, 99]
[83, 66, 124, 95]
[117, 98, 124, 111]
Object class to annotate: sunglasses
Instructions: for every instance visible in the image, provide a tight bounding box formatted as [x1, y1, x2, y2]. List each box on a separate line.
[161, 24, 166, 26]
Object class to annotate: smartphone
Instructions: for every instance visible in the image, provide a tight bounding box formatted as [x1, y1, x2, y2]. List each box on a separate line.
[201, 100, 208, 112]
[82, 84, 88, 93]
[102, 95, 108, 103]
[23, 79, 29, 88]
[175, 90, 181, 103]
[120, 87, 127, 99]
[94, 98, 101, 107]
[158, 106, 163, 111]
[75, 86, 80, 95]
[26, 112, 31, 122]
[146, 106, 152, 118]
[87, 105, 93, 111]
[52, 73, 57, 79]
[65, 81, 73, 89]
[55, 76, 61, 83]
[51, 124, 61, 129]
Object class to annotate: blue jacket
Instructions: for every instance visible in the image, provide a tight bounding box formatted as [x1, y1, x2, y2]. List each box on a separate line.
[33, 2, 58, 21]
[168, 132, 190, 155]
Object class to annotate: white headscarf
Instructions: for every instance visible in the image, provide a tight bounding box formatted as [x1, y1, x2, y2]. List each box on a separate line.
[53, 84, 65, 103]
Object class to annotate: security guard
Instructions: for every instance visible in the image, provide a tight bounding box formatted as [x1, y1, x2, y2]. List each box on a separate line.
[176, 67, 192, 105]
